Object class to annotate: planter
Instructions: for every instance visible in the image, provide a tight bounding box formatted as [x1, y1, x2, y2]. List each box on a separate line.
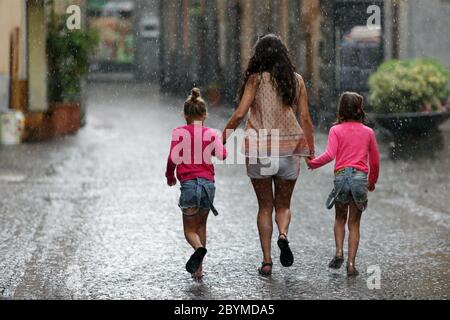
[24, 112, 53, 142]
[369, 110, 450, 133]
[51, 102, 80, 136]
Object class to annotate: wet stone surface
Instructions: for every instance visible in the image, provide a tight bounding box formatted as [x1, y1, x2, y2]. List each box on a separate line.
[0, 83, 449, 300]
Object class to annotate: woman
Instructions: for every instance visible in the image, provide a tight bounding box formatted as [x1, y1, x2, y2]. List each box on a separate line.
[222, 34, 315, 275]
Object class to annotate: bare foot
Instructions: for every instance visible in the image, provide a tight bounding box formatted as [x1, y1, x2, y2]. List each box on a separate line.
[192, 265, 204, 280]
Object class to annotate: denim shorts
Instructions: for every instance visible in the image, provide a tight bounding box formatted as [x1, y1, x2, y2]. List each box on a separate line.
[179, 178, 218, 216]
[246, 156, 301, 181]
[326, 167, 369, 212]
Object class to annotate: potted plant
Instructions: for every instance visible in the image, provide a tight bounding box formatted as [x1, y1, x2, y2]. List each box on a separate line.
[368, 59, 450, 133]
[47, 9, 98, 135]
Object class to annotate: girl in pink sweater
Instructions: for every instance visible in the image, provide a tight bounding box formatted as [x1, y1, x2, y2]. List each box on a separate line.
[166, 88, 227, 280]
[307, 92, 379, 276]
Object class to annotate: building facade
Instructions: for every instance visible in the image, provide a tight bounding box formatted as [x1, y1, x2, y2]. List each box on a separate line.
[158, 0, 322, 107]
[158, 0, 450, 120]
[0, 0, 89, 141]
[0, 0, 50, 113]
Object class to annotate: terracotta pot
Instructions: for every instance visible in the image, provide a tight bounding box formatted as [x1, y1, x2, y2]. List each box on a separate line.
[24, 112, 53, 142]
[51, 102, 80, 135]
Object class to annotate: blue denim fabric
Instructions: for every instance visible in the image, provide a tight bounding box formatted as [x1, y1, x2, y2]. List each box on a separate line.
[326, 167, 369, 212]
[179, 178, 218, 216]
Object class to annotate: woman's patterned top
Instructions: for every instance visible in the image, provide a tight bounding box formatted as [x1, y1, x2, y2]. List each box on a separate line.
[244, 72, 311, 158]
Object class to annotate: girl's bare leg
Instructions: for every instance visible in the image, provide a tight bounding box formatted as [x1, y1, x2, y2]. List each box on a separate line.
[347, 202, 362, 272]
[197, 209, 209, 247]
[251, 178, 274, 272]
[334, 203, 349, 258]
[193, 209, 210, 278]
[183, 208, 203, 250]
[273, 177, 297, 238]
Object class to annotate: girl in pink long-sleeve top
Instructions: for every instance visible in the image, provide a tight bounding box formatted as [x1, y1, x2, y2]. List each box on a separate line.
[166, 88, 227, 280]
[307, 92, 379, 277]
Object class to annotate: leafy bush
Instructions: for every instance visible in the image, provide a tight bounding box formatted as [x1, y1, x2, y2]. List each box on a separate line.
[368, 59, 450, 113]
[47, 13, 99, 103]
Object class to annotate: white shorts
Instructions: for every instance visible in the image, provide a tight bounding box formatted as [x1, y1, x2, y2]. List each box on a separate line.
[246, 156, 302, 181]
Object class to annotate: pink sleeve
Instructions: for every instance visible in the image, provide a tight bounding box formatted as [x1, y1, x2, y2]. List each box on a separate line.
[211, 130, 228, 161]
[165, 132, 178, 179]
[309, 127, 338, 169]
[368, 130, 380, 186]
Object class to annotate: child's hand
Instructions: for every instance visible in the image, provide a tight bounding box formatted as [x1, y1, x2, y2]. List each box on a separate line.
[305, 157, 314, 169]
[368, 183, 376, 192]
[167, 177, 177, 187]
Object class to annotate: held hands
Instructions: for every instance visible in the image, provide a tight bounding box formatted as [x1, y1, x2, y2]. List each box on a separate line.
[305, 158, 312, 169]
[221, 131, 227, 145]
[167, 176, 177, 187]
[305, 153, 315, 169]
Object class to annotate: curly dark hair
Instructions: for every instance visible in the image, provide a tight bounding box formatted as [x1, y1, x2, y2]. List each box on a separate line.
[239, 34, 298, 106]
[336, 92, 367, 124]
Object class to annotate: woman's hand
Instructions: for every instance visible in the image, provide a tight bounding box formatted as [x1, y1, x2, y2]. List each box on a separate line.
[167, 177, 177, 187]
[305, 157, 313, 169]
[222, 75, 258, 143]
[222, 131, 228, 145]
[368, 183, 376, 192]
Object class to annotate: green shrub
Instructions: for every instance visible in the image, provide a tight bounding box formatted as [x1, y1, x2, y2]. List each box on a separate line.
[47, 13, 99, 103]
[368, 59, 450, 113]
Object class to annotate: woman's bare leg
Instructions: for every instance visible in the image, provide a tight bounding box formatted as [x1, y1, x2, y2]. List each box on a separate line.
[334, 203, 349, 258]
[273, 178, 297, 238]
[251, 178, 274, 272]
[347, 202, 362, 272]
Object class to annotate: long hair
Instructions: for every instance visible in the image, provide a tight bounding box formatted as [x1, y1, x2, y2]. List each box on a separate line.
[239, 34, 298, 106]
[335, 92, 367, 124]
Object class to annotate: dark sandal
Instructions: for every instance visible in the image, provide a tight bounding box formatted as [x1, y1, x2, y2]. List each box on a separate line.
[328, 256, 345, 269]
[258, 262, 273, 276]
[277, 234, 294, 267]
[346, 263, 360, 277]
[186, 247, 207, 274]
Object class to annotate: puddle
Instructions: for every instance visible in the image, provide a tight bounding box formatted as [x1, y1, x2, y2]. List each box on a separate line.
[0, 170, 27, 182]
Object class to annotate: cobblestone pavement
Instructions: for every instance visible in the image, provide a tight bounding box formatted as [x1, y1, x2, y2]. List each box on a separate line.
[0, 83, 449, 300]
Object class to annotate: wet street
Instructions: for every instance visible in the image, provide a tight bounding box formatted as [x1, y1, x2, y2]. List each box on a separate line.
[0, 82, 449, 300]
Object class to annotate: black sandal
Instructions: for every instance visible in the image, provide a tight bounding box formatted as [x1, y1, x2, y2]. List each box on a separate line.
[258, 262, 273, 276]
[346, 263, 360, 277]
[186, 247, 207, 274]
[277, 234, 294, 267]
[328, 256, 345, 269]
